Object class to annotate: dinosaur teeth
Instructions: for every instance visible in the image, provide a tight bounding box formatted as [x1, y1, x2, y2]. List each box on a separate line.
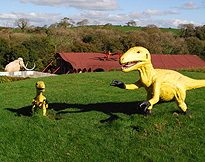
[122, 61, 141, 69]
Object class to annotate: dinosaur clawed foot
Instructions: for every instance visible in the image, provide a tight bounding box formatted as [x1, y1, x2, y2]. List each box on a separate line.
[145, 109, 152, 116]
[139, 101, 152, 116]
[184, 109, 190, 115]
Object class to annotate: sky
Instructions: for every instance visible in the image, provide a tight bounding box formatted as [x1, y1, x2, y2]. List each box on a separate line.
[0, 0, 205, 28]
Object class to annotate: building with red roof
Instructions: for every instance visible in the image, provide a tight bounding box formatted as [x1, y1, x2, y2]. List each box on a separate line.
[55, 52, 205, 74]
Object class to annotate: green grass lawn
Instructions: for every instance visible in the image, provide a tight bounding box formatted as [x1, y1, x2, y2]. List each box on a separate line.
[0, 71, 204, 161]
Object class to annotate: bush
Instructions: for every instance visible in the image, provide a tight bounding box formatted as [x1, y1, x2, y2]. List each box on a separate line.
[185, 37, 205, 60]
[0, 38, 10, 70]
[69, 41, 99, 52]
[0, 76, 29, 83]
[179, 67, 205, 73]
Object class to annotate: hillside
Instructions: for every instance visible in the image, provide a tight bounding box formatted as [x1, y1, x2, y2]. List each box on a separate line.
[0, 25, 204, 73]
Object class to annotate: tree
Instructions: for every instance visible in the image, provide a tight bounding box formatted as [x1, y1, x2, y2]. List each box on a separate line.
[14, 18, 30, 30]
[126, 20, 137, 27]
[0, 38, 10, 69]
[49, 23, 58, 29]
[103, 23, 113, 29]
[70, 41, 98, 52]
[9, 45, 29, 62]
[146, 24, 158, 28]
[178, 24, 195, 37]
[141, 24, 160, 34]
[77, 19, 89, 27]
[22, 36, 55, 71]
[195, 25, 205, 40]
[185, 37, 204, 60]
[57, 17, 75, 28]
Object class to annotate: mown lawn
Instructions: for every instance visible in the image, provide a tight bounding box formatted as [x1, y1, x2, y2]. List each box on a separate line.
[0, 71, 204, 161]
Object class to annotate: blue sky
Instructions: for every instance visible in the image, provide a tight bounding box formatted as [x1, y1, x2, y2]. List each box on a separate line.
[0, 0, 204, 28]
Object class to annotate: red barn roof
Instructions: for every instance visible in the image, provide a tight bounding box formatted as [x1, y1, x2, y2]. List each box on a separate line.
[151, 54, 205, 69]
[56, 52, 205, 72]
[56, 52, 121, 71]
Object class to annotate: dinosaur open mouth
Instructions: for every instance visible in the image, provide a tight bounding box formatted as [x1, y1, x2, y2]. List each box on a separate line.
[38, 88, 45, 91]
[122, 61, 141, 69]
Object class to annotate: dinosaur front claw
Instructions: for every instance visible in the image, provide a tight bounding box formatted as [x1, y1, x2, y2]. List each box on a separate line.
[110, 80, 126, 89]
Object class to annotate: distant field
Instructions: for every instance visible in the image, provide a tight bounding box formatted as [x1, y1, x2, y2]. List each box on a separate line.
[0, 71, 204, 161]
[79, 25, 181, 35]
[159, 27, 180, 35]
[111, 26, 180, 35]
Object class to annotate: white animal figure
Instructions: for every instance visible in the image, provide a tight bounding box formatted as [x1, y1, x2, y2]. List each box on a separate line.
[4, 58, 35, 72]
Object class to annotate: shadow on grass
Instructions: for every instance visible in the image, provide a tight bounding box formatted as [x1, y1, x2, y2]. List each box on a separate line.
[6, 106, 32, 117]
[50, 102, 145, 122]
[6, 101, 145, 122]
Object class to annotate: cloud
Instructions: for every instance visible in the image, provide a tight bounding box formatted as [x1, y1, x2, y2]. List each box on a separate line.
[136, 19, 202, 28]
[130, 9, 179, 19]
[71, 11, 130, 25]
[70, 10, 202, 28]
[0, 10, 202, 28]
[20, 0, 121, 11]
[70, 10, 203, 28]
[0, 11, 62, 27]
[181, 1, 198, 9]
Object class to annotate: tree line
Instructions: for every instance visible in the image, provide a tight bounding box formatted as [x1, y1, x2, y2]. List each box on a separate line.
[0, 22, 204, 72]
[14, 18, 137, 30]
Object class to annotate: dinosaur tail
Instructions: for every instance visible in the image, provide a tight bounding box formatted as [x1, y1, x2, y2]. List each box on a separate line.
[185, 76, 205, 90]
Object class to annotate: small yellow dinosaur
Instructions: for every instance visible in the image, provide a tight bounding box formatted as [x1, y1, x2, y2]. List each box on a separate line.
[111, 46, 205, 115]
[32, 81, 48, 116]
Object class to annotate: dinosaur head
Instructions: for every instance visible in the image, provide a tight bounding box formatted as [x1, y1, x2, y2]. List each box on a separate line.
[120, 46, 151, 72]
[36, 81, 45, 93]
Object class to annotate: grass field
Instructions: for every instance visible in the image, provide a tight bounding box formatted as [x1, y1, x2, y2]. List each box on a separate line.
[0, 71, 204, 161]
[77, 25, 181, 35]
[111, 26, 180, 35]
[74, 25, 181, 36]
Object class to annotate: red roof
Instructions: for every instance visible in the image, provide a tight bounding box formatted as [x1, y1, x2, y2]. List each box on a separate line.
[56, 52, 121, 71]
[151, 54, 205, 69]
[56, 52, 205, 71]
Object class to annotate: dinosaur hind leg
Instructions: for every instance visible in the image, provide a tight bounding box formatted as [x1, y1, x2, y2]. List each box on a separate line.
[174, 89, 189, 115]
[32, 105, 37, 112]
[42, 105, 46, 116]
[145, 93, 153, 116]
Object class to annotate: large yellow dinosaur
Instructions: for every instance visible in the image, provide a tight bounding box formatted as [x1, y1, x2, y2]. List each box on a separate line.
[32, 81, 48, 116]
[111, 46, 205, 115]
